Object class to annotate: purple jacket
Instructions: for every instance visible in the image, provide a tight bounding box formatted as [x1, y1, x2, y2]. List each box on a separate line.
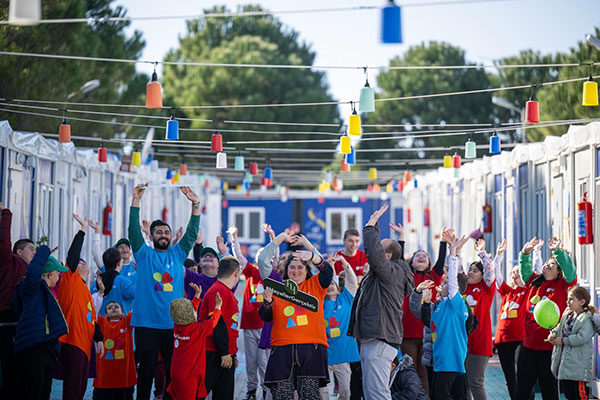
[259, 270, 282, 349]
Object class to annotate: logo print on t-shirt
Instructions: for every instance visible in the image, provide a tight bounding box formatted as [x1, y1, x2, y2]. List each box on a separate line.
[153, 272, 174, 292]
[325, 316, 341, 338]
[250, 283, 265, 303]
[104, 337, 125, 360]
[86, 302, 94, 324]
[283, 305, 308, 328]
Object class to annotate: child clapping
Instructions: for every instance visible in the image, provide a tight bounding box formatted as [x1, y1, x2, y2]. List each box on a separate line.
[167, 293, 223, 400]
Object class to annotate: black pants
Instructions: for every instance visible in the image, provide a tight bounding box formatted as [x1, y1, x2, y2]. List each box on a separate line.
[431, 371, 467, 400]
[134, 327, 173, 400]
[516, 346, 557, 400]
[561, 380, 589, 400]
[15, 340, 58, 400]
[94, 387, 135, 400]
[497, 341, 522, 400]
[201, 351, 235, 400]
[349, 361, 363, 400]
[0, 320, 17, 399]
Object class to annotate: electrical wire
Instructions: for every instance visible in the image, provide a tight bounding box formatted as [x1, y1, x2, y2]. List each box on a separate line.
[0, 50, 593, 72]
[0, 1, 522, 25]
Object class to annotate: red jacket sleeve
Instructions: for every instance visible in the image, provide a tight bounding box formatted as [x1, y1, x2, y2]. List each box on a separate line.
[192, 297, 202, 312]
[0, 209, 14, 268]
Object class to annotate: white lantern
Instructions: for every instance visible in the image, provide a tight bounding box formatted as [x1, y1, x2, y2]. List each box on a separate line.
[9, 0, 41, 26]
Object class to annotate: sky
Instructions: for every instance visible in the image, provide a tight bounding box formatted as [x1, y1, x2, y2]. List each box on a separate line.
[117, 0, 600, 119]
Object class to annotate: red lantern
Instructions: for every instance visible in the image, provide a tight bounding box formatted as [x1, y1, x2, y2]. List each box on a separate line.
[179, 164, 187, 175]
[98, 145, 107, 163]
[59, 120, 71, 143]
[373, 184, 381, 193]
[577, 192, 593, 245]
[525, 98, 539, 123]
[452, 153, 461, 169]
[360, 195, 367, 203]
[483, 203, 493, 233]
[222, 200, 229, 209]
[318, 196, 325, 204]
[398, 181, 404, 192]
[102, 201, 112, 235]
[403, 170, 411, 183]
[145, 71, 163, 109]
[261, 177, 266, 186]
[424, 206, 430, 227]
[246, 190, 251, 198]
[367, 184, 373, 192]
[250, 162, 258, 175]
[265, 178, 272, 187]
[211, 133, 223, 152]
[340, 158, 350, 172]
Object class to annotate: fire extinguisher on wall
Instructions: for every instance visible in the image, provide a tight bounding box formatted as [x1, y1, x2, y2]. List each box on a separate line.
[102, 201, 112, 235]
[162, 206, 168, 223]
[577, 192, 593, 245]
[406, 207, 412, 223]
[483, 203, 492, 233]
[424, 206, 430, 227]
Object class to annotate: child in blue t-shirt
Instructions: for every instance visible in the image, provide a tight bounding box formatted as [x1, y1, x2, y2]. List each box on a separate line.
[430, 234, 470, 400]
[320, 255, 360, 400]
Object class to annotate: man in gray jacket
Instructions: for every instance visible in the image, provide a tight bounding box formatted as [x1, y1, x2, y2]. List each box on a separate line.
[349, 204, 414, 400]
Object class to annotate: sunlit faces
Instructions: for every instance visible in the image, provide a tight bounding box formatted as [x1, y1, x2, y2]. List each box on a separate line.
[200, 253, 218, 277]
[152, 225, 172, 250]
[105, 301, 124, 320]
[542, 258, 560, 281]
[467, 263, 483, 285]
[17, 242, 36, 264]
[411, 250, 430, 272]
[510, 265, 523, 287]
[117, 243, 132, 262]
[343, 234, 360, 256]
[286, 259, 309, 285]
[326, 280, 340, 298]
[566, 291, 585, 313]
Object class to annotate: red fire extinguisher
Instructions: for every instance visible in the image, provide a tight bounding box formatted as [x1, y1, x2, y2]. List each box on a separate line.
[162, 206, 168, 223]
[483, 203, 492, 233]
[424, 207, 430, 227]
[406, 207, 412, 223]
[102, 201, 112, 235]
[577, 192, 593, 245]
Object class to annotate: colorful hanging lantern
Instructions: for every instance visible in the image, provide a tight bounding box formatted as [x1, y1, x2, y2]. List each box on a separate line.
[373, 183, 381, 192]
[465, 136, 477, 159]
[243, 181, 251, 190]
[340, 135, 351, 154]
[321, 180, 331, 191]
[179, 163, 187, 176]
[525, 86, 539, 123]
[234, 155, 244, 171]
[381, 0, 402, 44]
[443, 155, 452, 168]
[318, 196, 326, 204]
[145, 63, 163, 109]
[403, 170, 411, 183]
[8, 0, 41, 25]
[348, 102, 361, 136]
[264, 167, 273, 180]
[582, 69, 599, 106]
[98, 144, 107, 163]
[166, 115, 179, 140]
[211, 132, 223, 152]
[264, 178, 272, 187]
[340, 158, 351, 172]
[489, 131, 501, 154]
[245, 171, 252, 183]
[166, 169, 173, 180]
[452, 153, 461, 169]
[345, 147, 356, 164]
[132, 151, 142, 166]
[59, 118, 71, 143]
[220, 181, 229, 190]
[398, 181, 405, 191]
[386, 182, 393, 193]
[332, 177, 342, 192]
[174, 172, 181, 183]
[367, 184, 373, 192]
[360, 195, 367, 203]
[216, 152, 227, 169]
[369, 168, 377, 180]
[359, 69, 375, 113]
[250, 162, 258, 175]
[413, 179, 418, 188]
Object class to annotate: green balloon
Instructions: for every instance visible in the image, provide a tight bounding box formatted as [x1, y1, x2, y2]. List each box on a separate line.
[533, 299, 560, 329]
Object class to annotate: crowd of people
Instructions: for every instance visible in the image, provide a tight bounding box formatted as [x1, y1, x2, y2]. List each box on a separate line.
[1, 184, 600, 400]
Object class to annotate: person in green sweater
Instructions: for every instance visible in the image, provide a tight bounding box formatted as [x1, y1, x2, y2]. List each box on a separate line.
[128, 183, 201, 400]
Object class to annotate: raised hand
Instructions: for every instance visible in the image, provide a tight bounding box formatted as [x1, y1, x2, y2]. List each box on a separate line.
[534, 239, 544, 252]
[475, 239, 486, 254]
[496, 239, 507, 256]
[293, 250, 313, 263]
[96, 272, 105, 294]
[215, 292, 222, 310]
[227, 226, 238, 241]
[216, 235, 228, 255]
[262, 224, 275, 240]
[133, 183, 147, 202]
[172, 227, 184, 245]
[389, 222, 404, 239]
[416, 280, 436, 293]
[73, 213, 89, 232]
[263, 288, 273, 303]
[441, 226, 455, 244]
[141, 219, 151, 237]
[522, 237, 538, 253]
[450, 234, 469, 256]
[291, 234, 312, 250]
[179, 186, 200, 204]
[88, 220, 101, 234]
[548, 236, 561, 252]
[332, 254, 350, 268]
[189, 282, 202, 299]
[366, 203, 389, 227]
[422, 288, 432, 303]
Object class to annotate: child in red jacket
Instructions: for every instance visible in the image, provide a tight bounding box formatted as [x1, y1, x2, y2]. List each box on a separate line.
[167, 293, 222, 400]
[93, 301, 136, 399]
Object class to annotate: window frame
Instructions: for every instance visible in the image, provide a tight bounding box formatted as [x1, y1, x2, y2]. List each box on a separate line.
[228, 206, 265, 243]
[325, 207, 363, 245]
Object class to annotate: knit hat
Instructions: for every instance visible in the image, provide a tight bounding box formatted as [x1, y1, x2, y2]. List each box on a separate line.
[114, 238, 131, 249]
[43, 256, 69, 273]
[170, 298, 196, 325]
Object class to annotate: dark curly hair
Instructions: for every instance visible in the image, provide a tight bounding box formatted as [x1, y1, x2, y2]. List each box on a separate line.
[283, 255, 313, 281]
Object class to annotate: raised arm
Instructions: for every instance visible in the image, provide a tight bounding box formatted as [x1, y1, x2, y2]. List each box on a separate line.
[364, 204, 393, 282]
[258, 230, 291, 280]
[519, 237, 538, 284]
[447, 255, 459, 299]
[67, 214, 88, 272]
[177, 187, 201, 255]
[549, 237, 576, 283]
[389, 221, 404, 260]
[129, 183, 147, 253]
[0, 205, 14, 264]
[22, 245, 51, 295]
[493, 239, 507, 289]
[332, 255, 358, 296]
[434, 227, 452, 276]
[228, 226, 248, 269]
[532, 239, 544, 274]
[88, 221, 104, 272]
[292, 247, 332, 289]
[475, 239, 495, 287]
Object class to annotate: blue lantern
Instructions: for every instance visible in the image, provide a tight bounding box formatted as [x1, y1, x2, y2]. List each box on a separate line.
[345, 147, 356, 164]
[166, 169, 173, 180]
[166, 116, 179, 140]
[489, 132, 501, 154]
[264, 167, 272, 179]
[382, 1, 402, 44]
[413, 179, 418, 188]
[243, 181, 250, 190]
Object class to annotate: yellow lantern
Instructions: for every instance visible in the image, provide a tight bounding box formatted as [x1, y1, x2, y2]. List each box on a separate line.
[348, 102, 361, 136]
[583, 75, 599, 106]
[443, 155, 452, 168]
[369, 168, 377, 180]
[340, 136, 351, 154]
[132, 151, 142, 166]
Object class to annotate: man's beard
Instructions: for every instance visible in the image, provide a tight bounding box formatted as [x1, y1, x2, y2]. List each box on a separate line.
[153, 238, 170, 250]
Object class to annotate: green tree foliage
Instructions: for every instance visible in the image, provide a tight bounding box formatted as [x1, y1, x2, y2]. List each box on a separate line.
[0, 0, 146, 145]
[162, 5, 341, 153]
[363, 41, 495, 164]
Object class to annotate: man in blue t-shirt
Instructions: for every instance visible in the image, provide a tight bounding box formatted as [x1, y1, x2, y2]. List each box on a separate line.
[128, 183, 200, 400]
[430, 236, 469, 400]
